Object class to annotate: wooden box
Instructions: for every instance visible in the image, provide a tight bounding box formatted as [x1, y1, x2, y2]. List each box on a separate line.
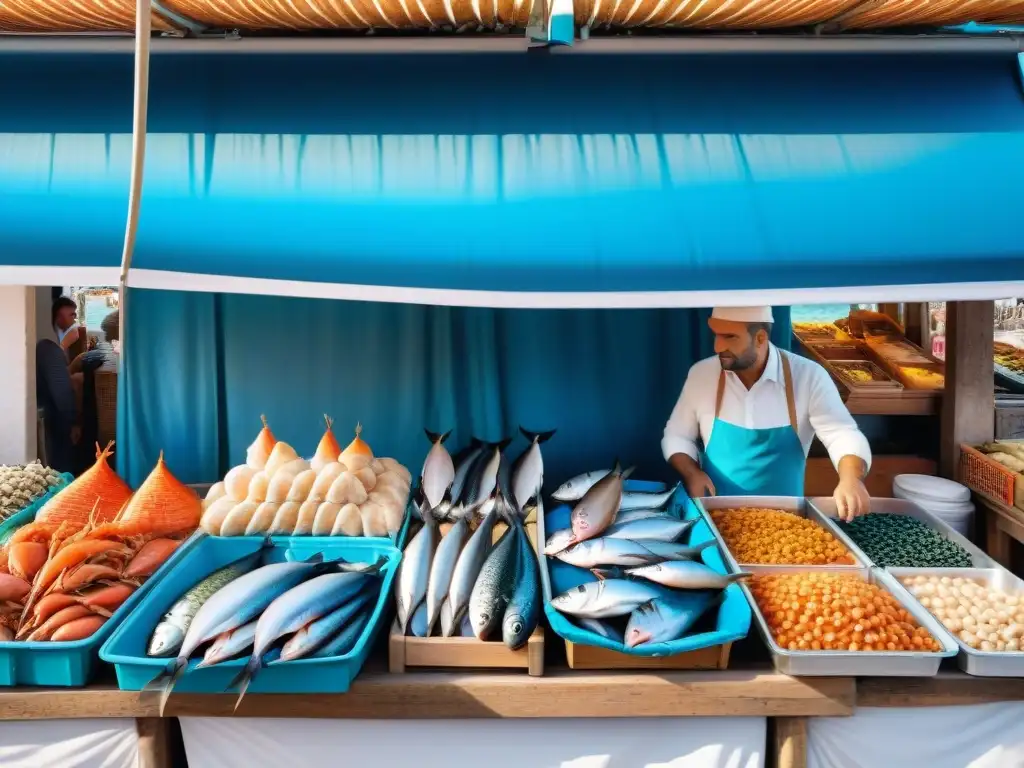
[564, 638, 732, 671]
[388, 518, 545, 676]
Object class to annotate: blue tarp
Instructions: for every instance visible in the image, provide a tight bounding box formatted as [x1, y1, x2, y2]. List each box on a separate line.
[0, 54, 133, 284]
[122, 52, 1024, 303]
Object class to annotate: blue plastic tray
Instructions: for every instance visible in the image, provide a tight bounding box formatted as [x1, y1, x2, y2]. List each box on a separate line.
[100, 535, 401, 694]
[0, 472, 74, 544]
[540, 480, 751, 657]
[0, 528, 201, 687]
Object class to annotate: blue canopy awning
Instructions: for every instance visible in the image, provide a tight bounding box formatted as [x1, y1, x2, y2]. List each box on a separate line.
[3, 51, 1023, 304]
[0, 54, 133, 286]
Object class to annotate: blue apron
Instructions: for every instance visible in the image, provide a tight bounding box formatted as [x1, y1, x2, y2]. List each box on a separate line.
[701, 351, 805, 497]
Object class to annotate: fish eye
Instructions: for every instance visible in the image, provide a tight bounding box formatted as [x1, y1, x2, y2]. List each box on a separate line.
[480, 612, 490, 622]
[575, 585, 586, 593]
[512, 621, 523, 634]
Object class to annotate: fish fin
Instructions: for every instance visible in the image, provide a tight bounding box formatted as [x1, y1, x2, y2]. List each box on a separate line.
[621, 466, 636, 481]
[695, 540, 717, 554]
[338, 555, 388, 575]
[228, 654, 263, 712]
[519, 427, 557, 444]
[302, 552, 325, 564]
[140, 657, 187, 717]
[424, 428, 452, 445]
[591, 567, 614, 581]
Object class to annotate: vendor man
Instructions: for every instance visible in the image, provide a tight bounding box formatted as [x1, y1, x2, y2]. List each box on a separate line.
[662, 306, 871, 521]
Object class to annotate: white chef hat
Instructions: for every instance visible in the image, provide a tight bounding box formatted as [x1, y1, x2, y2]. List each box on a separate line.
[710, 306, 774, 323]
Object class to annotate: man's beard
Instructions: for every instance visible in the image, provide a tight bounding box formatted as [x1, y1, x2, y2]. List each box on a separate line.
[719, 346, 758, 371]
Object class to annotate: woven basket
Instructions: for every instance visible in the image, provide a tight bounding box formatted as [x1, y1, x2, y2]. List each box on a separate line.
[95, 371, 118, 449]
[0, 0, 179, 32]
[160, 0, 531, 29]
[959, 444, 1016, 507]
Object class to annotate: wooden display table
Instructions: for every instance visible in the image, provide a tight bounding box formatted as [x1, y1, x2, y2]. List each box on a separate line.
[973, 492, 1024, 569]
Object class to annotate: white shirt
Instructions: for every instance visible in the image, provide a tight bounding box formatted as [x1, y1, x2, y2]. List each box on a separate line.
[662, 344, 872, 472]
[56, 323, 79, 344]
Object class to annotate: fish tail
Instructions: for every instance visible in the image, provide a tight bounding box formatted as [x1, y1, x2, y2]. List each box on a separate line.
[424, 428, 452, 444]
[228, 655, 263, 712]
[621, 465, 636, 481]
[729, 571, 753, 583]
[496, 436, 513, 451]
[519, 427, 556, 444]
[696, 540, 717, 553]
[140, 657, 187, 716]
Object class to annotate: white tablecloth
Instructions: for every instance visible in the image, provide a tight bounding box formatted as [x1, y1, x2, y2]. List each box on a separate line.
[0, 718, 139, 768]
[809, 704, 1024, 768]
[181, 717, 766, 767]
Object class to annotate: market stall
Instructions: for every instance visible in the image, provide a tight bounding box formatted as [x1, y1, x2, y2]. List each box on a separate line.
[1, 31, 1024, 768]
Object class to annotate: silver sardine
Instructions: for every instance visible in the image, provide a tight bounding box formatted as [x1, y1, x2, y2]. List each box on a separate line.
[503, 519, 540, 650]
[312, 611, 370, 659]
[281, 590, 374, 661]
[511, 428, 556, 513]
[394, 506, 438, 634]
[441, 503, 498, 637]
[425, 514, 471, 636]
[468, 518, 519, 639]
[550, 579, 661, 619]
[619, 483, 680, 512]
[603, 516, 695, 542]
[198, 620, 258, 668]
[421, 429, 455, 510]
[625, 593, 720, 647]
[626, 561, 749, 590]
[554, 538, 715, 570]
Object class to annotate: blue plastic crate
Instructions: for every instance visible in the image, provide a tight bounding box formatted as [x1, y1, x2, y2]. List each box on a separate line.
[0, 528, 200, 687]
[541, 480, 751, 657]
[0, 472, 74, 544]
[100, 535, 401, 694]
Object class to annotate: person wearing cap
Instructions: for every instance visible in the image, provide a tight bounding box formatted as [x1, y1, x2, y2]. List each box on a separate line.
[662, 306, 871, 521]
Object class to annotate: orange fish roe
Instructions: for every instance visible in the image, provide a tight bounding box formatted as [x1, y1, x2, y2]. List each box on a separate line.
[750, 572, 942, 653]
[710, 507, 855, 565]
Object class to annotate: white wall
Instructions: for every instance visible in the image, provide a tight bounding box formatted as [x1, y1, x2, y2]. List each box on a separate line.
[0, 286, 37, 464]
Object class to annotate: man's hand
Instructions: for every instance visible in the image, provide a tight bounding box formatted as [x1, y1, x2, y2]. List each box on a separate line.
[669, 453, 716, 499]
[683, 469, 716, 499]
[834, 455, 870, 521]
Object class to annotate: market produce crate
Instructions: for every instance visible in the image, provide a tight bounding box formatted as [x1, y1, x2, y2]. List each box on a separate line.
[541, 486, 750, 671]
[742, 565, 958, 677]
[811, 497, 998, 570]
[388, 515, 544, 676]
[0, 529, 200, 687]
[888, 567, 1024, 677]
[101, 535, 400, 693]
[960, 443, 1021, 509]
[0, 472, 73, 543]
[696, 496, 870, 571]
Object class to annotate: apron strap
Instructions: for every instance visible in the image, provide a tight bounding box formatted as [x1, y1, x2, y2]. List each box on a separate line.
[781, 351, 799, 433]
[715, 369, 727, 419]
[715, 349, 799, 432]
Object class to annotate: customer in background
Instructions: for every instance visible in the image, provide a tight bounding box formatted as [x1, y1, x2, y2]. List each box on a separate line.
[52, 296, 85, 359]
[69, 311, 120, 465]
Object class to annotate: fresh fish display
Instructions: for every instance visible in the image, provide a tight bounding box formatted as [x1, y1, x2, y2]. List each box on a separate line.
[425, 514, 470, 636]
[510, 428, 556, 512]
[626, 561, 750, 590]
[576, 617, 624, 643]
[550, 579, 662, 619]
[231, 570, 378, 703]
[619, 483, 680, 512]
[468, 517, 520, 639]
[461, 439, 510, 506]
[503, 518, 540, 650]
[603, 516, 695, 542]
[421, 429, 455, 510]
[312, 611, 370, 659]
[147, 553, 261, 657]
[625, 593, 721, 647]
[569, 462, 634, 544]
[551, 470, 613, 503]
[554, 538, 716, 570]
[440, 502, 498, 637]
[450, 438, 485, 503]
[280, 590, 374, 662]
[394, 503, 438, 634]
[613, 508, 675, 525]
[198, 621, 258, 668]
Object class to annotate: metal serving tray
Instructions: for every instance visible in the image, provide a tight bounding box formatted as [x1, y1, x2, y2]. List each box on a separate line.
[695, 496, 868, 572]
[742, 565, 958, 677]
[810, 497, 998, 570]
[888, 567, 1024, 678]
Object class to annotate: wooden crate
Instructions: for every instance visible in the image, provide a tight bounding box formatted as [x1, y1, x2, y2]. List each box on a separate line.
[565, 639, 732, 671]
[388, 519, 545, 676]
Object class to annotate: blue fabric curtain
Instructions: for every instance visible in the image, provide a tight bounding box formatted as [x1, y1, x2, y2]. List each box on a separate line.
[119, 288, 791, 489]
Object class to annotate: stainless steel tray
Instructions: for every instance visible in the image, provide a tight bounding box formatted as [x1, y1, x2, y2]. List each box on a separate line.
[741, 565, 958, 676]
[888, 567, 1024, 678]
[695, 496, 867, 571]
[810, 497, 997, 569]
